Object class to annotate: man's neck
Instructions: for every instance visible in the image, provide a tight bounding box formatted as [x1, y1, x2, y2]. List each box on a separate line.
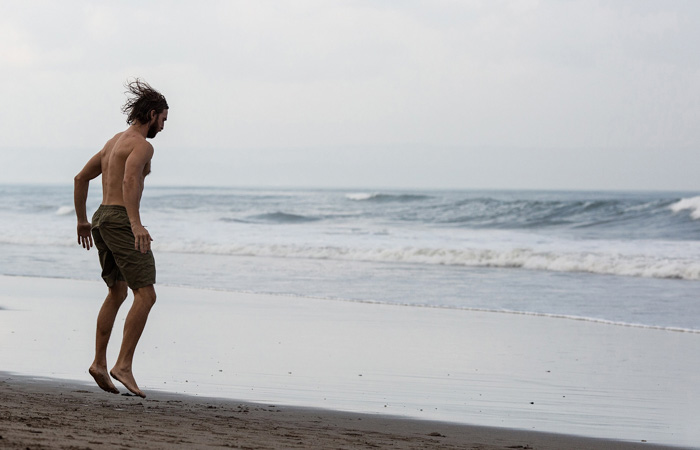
[129, 122, 150, 138]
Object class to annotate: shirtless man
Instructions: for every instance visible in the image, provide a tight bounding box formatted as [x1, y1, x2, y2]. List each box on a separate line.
[74, 79, 168, 398]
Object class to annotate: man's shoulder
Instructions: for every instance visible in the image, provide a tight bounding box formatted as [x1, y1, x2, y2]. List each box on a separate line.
[123, 137, 154, 163]
[114, 131, 154, 154]
[100, 132, 124, 154]
[108, 131, 125, 145]
[134, 138, 154, 155]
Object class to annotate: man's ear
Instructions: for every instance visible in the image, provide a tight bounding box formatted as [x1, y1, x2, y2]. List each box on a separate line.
[149, 109, 157, 121]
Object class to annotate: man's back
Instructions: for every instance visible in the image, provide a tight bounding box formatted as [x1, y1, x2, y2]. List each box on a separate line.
[100, 131, 153, 206]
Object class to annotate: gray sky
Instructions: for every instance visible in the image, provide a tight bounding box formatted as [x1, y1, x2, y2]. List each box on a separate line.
[1, 0, 699, 191]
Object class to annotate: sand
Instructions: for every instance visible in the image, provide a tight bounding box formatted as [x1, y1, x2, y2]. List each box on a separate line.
[1, 275, 699, 448]
[0, 374, 674, 449]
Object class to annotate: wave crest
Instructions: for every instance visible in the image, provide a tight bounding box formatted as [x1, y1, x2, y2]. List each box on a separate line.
[669, 196, 700, 219]
[248, 212, 319, 223]
[345, 192, 431, 202]
[56, 206, 74, 216]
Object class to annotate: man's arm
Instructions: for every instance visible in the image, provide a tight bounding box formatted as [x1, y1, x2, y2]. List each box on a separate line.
[123, 142, 154, 254]
[74, 152, 102, 250]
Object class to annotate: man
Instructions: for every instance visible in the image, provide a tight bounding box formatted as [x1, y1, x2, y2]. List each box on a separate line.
[74, 79, 168, 398]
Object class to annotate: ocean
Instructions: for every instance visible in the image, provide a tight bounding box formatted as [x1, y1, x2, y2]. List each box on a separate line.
[1, 184, 699, 333]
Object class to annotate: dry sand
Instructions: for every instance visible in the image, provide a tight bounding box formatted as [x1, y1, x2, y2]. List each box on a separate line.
[0, 374, 674, 450]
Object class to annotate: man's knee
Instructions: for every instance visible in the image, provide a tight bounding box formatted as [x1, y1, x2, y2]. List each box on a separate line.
[109, 281, 128, 303]
[133, 285, 156, 308]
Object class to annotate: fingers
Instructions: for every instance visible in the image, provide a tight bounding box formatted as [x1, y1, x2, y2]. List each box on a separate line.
[79, 235, 92, 251]
[134, 233, 153, 253]
[77, 223, 93, 250]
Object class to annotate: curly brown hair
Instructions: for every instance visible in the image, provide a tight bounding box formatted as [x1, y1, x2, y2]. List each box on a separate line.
[121, 78, 168, 125]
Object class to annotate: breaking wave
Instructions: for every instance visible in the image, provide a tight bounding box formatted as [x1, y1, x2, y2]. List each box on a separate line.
[153, 242, 700, 281]
[55, 206, 74, 216]
[669, 196, 700, 219]
[345, 192, 431, 202]
[247, 212, 320, 223]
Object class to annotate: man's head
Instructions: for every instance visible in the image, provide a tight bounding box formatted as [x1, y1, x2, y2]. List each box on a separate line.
[146, 108, 168, 139]
[121, 78, 168, 138]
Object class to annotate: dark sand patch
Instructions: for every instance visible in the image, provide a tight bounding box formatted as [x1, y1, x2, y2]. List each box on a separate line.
[0, 374, 676, 449]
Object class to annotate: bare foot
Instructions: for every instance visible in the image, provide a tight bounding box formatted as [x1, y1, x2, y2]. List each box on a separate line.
[110, 367, 146, 398]
[89, 365, 120, 394]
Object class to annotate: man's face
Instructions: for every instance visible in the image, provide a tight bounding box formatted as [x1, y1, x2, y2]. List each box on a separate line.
[147, 109, 168, 139]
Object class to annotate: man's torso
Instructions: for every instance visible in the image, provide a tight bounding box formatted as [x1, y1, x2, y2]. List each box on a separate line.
[100, 131, 151, 206]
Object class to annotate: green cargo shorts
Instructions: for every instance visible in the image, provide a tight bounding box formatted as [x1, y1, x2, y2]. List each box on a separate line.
[91, 205, 156, 290]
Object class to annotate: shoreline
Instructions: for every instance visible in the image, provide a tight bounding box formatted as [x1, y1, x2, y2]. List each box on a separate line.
[0, 373, 677, 449]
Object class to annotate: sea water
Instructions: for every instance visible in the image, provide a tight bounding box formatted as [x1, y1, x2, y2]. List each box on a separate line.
[1, 184, 699, 332]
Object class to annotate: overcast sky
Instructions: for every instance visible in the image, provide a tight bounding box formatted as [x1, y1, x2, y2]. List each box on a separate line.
[1, 0, 699, 191]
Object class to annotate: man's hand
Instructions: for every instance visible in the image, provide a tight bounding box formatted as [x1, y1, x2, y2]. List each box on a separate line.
[77, 221, 93, 250]
[132, 224, 153, 254]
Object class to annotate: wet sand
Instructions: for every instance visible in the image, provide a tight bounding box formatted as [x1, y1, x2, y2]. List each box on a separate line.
[1, 275, 699, 448]
[0, 374, 672, 449]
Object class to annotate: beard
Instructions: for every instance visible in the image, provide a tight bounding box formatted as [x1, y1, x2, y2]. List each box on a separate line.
[146, 121, 159, 139]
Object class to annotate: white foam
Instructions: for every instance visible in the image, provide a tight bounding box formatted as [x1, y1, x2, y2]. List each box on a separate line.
[3, 230, 700, 281]
[328, 298, 700, 334]
[0, 235, 74, 247]
[151, 241, 700, 281]
[669, 196, 700, 219]
[55, 206, 74, 216]
[345, 192, 376, 201]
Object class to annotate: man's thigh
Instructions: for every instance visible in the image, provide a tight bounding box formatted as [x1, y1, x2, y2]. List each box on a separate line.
[92, 226, 125, 287]
[99, 222, 156, 290]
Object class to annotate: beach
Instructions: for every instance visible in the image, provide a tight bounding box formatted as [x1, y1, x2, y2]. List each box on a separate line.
[5, 0, 700, 445]
[1, 275, 698, 448]
[0, 374, 672, 450]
